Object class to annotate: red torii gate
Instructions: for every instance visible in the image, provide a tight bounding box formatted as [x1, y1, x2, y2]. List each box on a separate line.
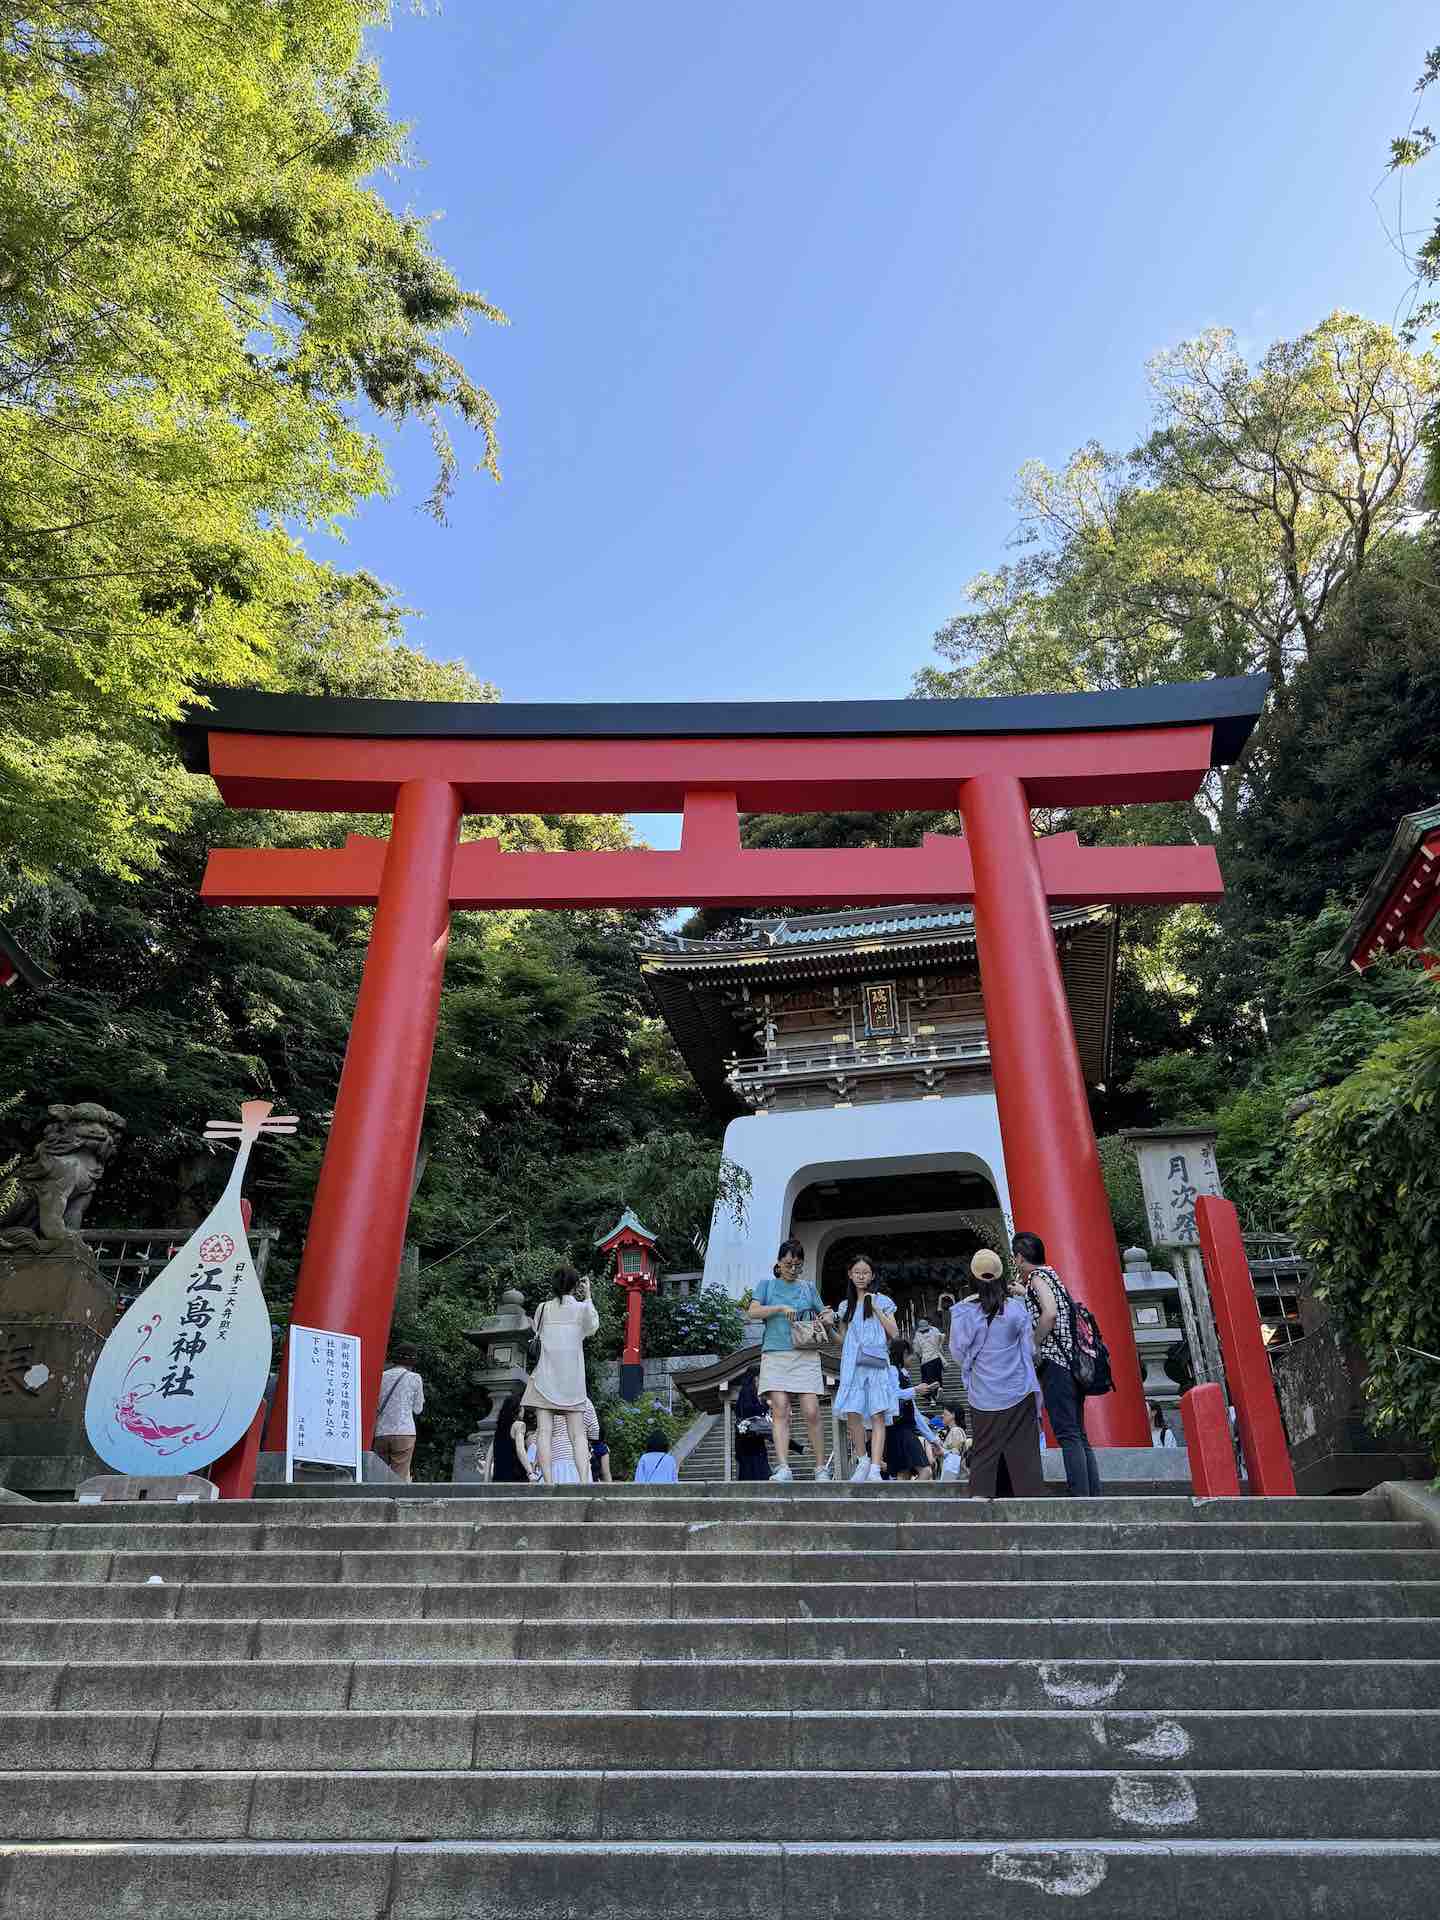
[180, 674, 1267, 1453]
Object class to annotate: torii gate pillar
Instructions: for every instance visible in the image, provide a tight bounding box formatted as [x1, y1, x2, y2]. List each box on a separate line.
[960, 775, 1146, 1443]
[265, 779, 461, 1448]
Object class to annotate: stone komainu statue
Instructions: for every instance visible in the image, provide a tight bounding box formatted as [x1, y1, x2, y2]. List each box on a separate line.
[0, 1103, 126, 1251]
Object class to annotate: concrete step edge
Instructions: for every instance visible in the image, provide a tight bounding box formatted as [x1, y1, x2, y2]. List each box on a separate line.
[4, 1838, 1440, 1854]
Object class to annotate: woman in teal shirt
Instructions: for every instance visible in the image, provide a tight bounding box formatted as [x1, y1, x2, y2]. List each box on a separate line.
[748, 1238, 834, 1481]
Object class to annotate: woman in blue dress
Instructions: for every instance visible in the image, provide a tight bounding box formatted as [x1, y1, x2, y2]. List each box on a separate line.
[832, 1251, 900, 1482]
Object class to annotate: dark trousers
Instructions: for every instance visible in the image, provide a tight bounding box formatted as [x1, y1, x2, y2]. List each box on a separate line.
[1038, 1359, 1103, 1497]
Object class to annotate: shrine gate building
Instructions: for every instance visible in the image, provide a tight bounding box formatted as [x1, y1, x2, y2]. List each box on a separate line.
[643, 902, 1116, 1322]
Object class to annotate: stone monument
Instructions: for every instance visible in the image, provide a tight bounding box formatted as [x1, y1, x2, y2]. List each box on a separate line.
[0, 1103, 126, 1494]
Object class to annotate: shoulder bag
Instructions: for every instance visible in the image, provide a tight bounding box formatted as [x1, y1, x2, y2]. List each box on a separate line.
[525, 1302, 546, 1375]
[853, 1304, 891, 1370]
[375, 1369, 408, 1423]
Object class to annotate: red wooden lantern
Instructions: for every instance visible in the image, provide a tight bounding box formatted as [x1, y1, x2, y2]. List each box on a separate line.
[597, 1207, 659, 1401]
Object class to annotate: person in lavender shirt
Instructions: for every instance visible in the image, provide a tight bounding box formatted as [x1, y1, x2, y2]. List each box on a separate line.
[948, 1249, 1055, 1499]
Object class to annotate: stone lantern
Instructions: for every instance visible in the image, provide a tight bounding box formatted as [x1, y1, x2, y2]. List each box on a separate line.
[596, 1207, 658, 1401]
[453, 1287, 532, 1480]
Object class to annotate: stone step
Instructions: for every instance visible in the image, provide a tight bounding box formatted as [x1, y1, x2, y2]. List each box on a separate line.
[3, 1766, 1437, 1843]
[4, 1575, 1437, 1620]
[4, 1836, 1440, 1918]
[6, 1517, 1425, 1553]
[14, 1655, 1437, 1713]
[5, 1610, 1440, 1664]
[6, 1491, 1397, 1521]
[13, 1707, 1439, 1773]
[3, 1546, 1431, 1586]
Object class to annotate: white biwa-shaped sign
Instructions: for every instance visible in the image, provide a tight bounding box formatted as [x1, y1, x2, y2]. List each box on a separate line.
[85, 1100, 295, 1474]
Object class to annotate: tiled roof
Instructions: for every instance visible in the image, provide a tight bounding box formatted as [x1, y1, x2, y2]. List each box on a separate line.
[596, 1205, 657, 1247]
[746, 906, 975, 947]
[658, 904, 977, 955]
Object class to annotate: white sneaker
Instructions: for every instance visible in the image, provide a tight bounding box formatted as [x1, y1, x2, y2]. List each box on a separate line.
[849, 1459, 871, 1482]
[770, 1464, 794, 1482]
[866, 1462, 885, 1482]
[814, 1465, 833, 1481]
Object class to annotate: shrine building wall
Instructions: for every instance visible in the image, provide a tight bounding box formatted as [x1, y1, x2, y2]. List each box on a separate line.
[701, 1092, 1014, 1302]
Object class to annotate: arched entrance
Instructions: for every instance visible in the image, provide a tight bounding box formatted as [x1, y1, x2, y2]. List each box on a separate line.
[789, 1163, 1006, 1331]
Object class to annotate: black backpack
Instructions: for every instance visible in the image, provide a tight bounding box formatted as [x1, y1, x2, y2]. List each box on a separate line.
[1064, 1289, 1114, 1398]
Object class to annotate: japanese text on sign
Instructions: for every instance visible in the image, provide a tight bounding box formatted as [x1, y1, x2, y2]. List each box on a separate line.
[287, 1324, 361, 1472]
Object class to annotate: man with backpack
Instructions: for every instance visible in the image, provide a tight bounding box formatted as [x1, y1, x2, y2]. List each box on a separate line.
[1012, 1231, 1106, 1499]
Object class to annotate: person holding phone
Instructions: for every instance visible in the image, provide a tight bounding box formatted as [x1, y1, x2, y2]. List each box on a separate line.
[522, 1266, 600, 1485]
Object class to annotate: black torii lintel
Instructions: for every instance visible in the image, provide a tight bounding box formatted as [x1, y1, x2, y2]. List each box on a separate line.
[177, 674, 1269, 773]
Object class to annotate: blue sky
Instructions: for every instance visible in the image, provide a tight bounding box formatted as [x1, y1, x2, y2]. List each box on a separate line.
[345, 3, 1429, 845]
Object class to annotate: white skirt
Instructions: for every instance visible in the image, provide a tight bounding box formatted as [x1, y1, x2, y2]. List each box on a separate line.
[757, 1349, 824, 1397]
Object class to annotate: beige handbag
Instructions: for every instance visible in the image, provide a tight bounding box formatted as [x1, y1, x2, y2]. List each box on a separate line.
[791, 1312, 828, 1350]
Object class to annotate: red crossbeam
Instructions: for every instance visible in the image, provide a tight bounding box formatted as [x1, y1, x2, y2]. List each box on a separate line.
[204, 724, 1215, 813]
[202, 795, 1222, 910]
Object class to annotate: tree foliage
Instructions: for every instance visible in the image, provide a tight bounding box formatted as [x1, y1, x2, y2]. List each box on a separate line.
[1224, 540, 1440, 933]
[0, 3, 505, 881]
[917, 315, 1434, 745]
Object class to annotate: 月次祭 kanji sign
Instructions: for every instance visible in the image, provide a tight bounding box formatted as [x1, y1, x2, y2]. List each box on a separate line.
[84, 1100, 295, 1474]
[1126, 1128, 1225, 1247]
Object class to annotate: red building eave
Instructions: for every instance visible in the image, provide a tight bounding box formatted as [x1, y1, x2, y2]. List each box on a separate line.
[1335, 804, 1440, 971]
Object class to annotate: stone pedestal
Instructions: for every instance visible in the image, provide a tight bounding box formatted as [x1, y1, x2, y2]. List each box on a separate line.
[1121, 1246, 1187, 1428]
[0, 1242, 117, 1494]
[253, 1450, 399, 1486]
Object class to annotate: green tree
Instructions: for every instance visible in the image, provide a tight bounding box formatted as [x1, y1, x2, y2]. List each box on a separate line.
[1224, 539, 1440, 934]
[911, 316, 1438, 1124]
[1124, 910, 1436, 1228]
[917, 315, 1435, 805]
[0, 3, 505, 881]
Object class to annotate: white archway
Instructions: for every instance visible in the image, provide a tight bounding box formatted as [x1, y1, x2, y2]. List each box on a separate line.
[701, 1094, 1015, 1301]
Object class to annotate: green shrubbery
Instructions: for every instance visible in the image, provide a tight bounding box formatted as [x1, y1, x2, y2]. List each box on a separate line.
[1285, 1008, 1440, 1466]
[641, 1285, 748, 1359]
[595, 1394, 692, 1481]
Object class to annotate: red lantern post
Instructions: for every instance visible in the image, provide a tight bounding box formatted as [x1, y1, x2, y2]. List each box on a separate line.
[597, 1209, 659, 1401]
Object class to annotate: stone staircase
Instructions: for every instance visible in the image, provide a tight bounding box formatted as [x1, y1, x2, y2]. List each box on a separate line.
[2, 1484, 1438, 1916]
[679, 1407, 832, 1480]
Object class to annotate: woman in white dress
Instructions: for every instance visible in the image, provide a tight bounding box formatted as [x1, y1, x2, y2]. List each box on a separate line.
[522, 1268, 601, 1485]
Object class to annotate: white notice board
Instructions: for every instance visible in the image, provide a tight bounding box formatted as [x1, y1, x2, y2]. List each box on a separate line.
[286, 1324, 363, 1481]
